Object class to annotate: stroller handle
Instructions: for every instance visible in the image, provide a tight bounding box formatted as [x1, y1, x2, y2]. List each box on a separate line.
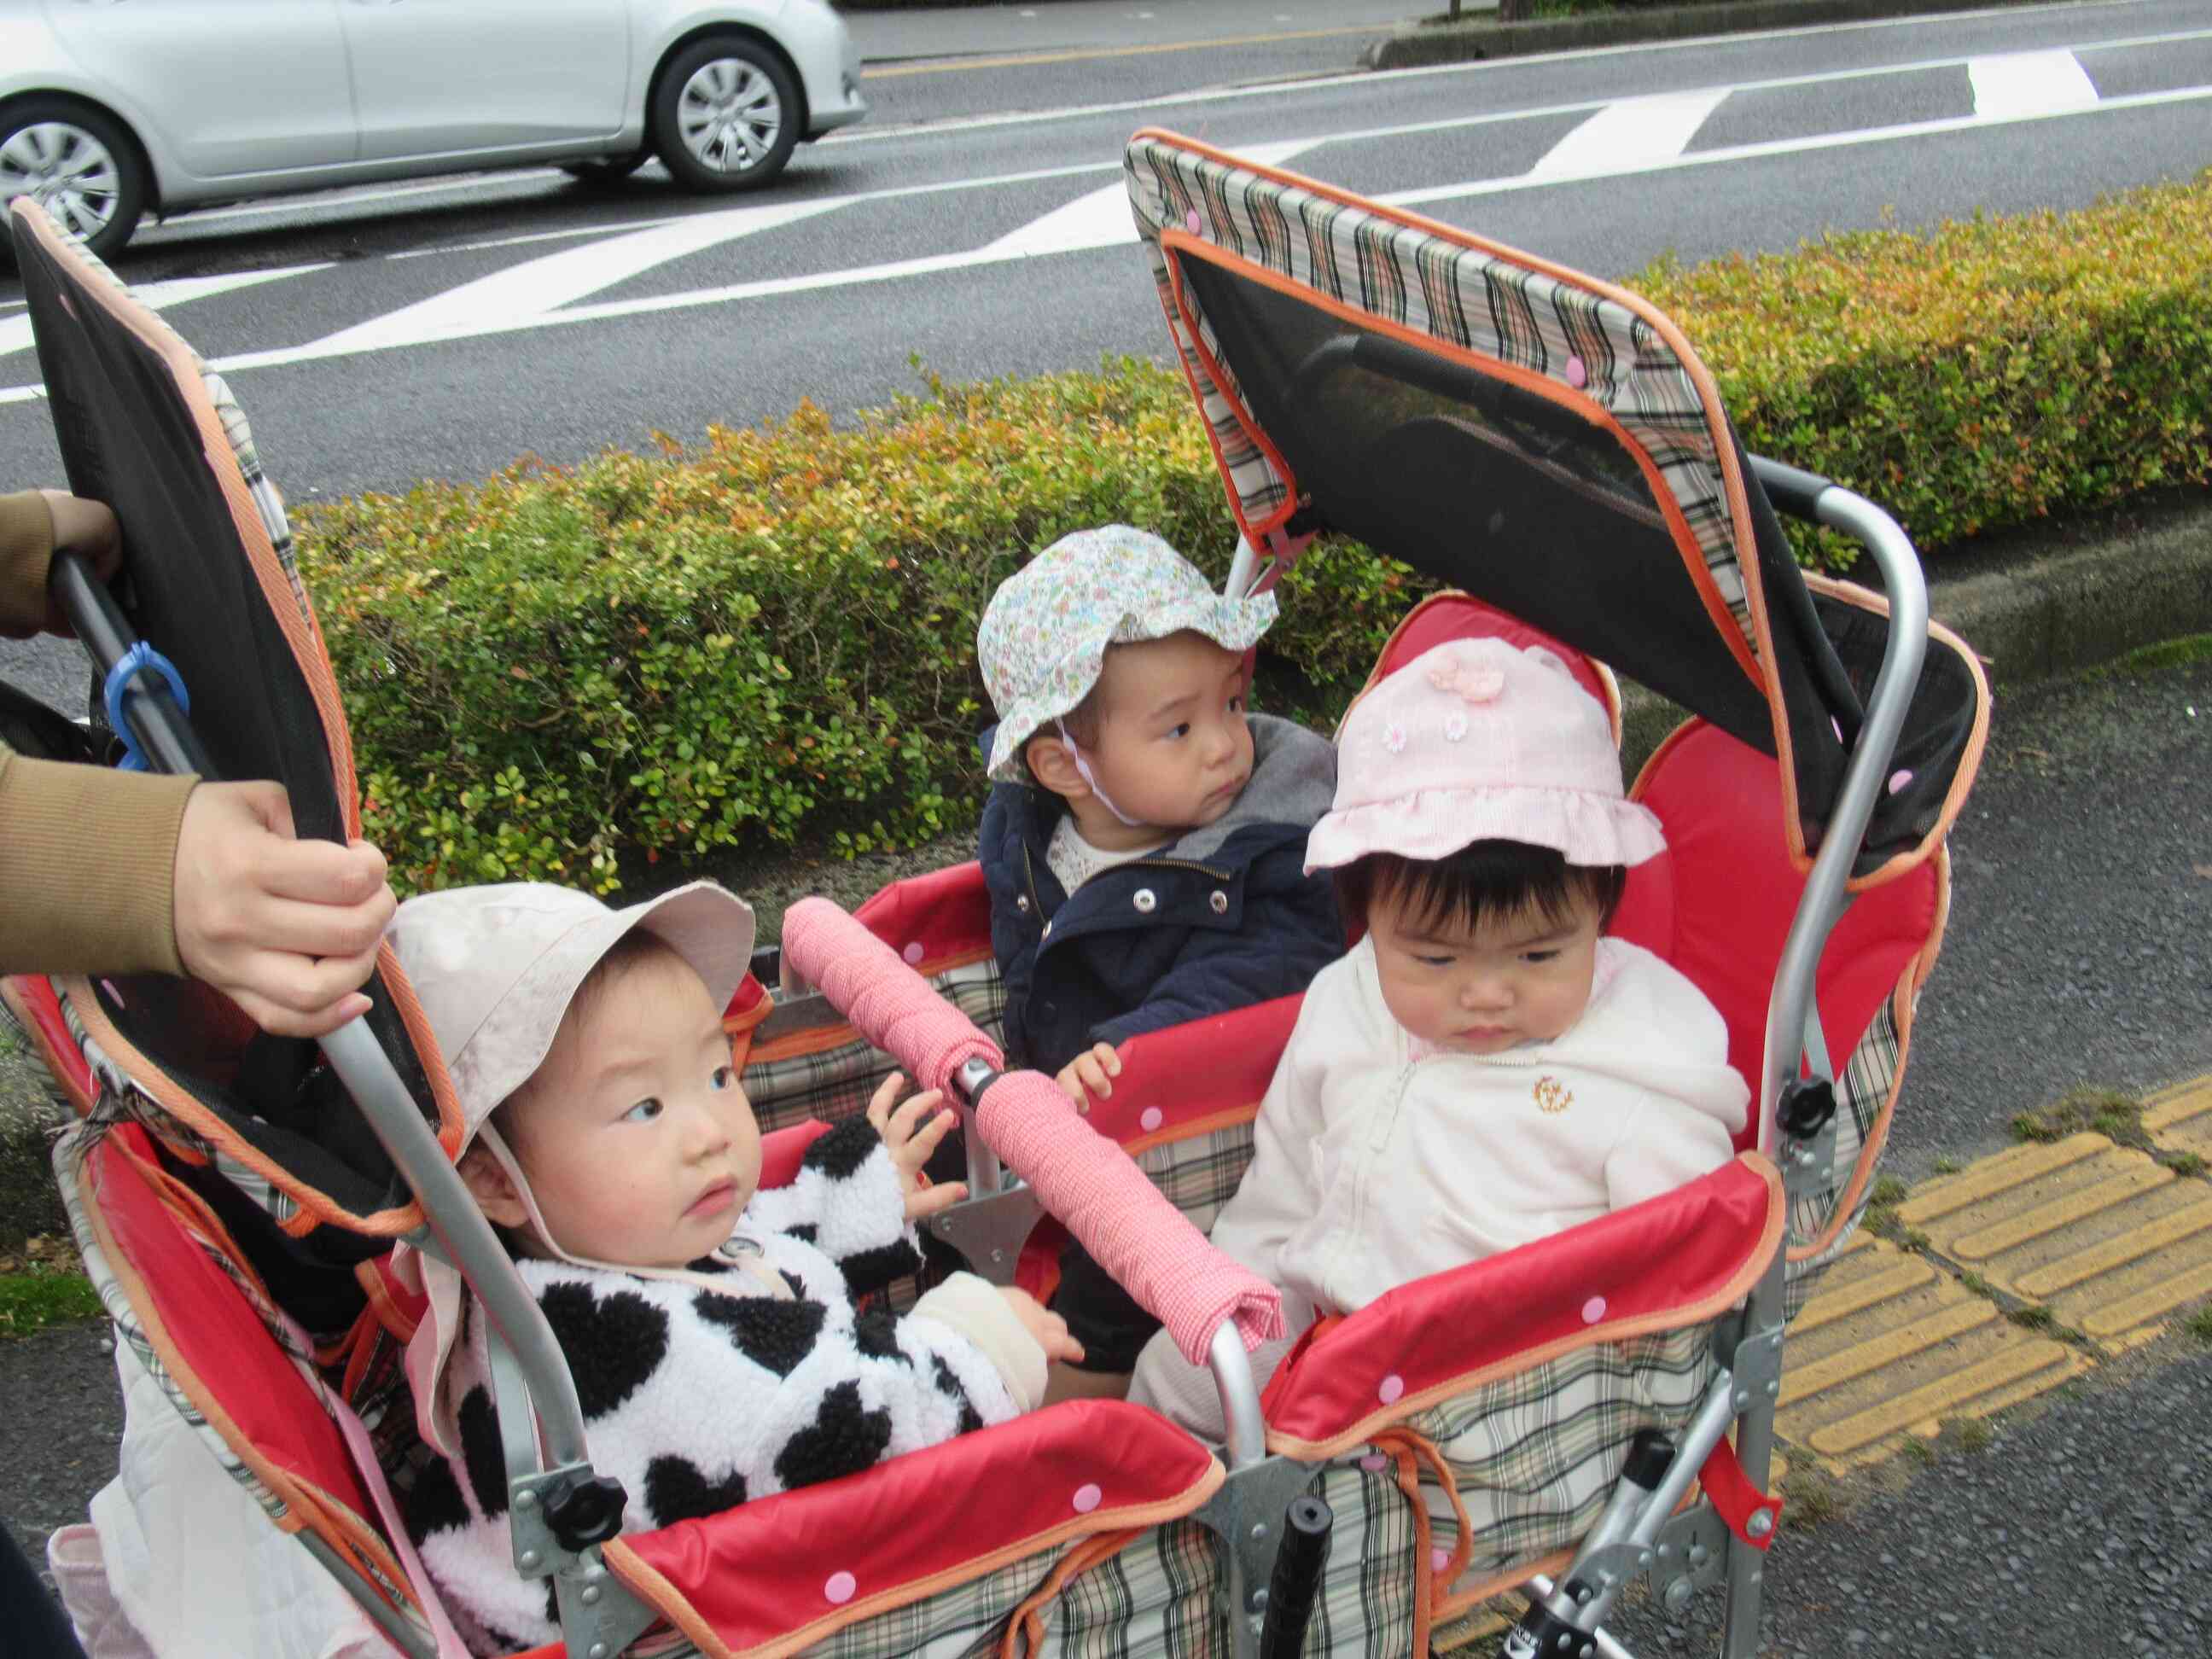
[44, 546, 604, 1472]
[781, 898, 1288, 1372]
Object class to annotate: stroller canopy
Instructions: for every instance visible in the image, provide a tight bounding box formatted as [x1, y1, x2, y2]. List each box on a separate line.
[10, 201, 455, 1279]
[1122, 131, 1982, 883]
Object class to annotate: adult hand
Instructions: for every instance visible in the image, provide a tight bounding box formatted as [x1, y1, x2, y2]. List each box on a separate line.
[36, 490, 121, 637]
[866, 1072, 968, 1221]
[172, 781, 396, 1038]
[1054, 1040, 1122, 1110]
[997, 1286, 1085, 1366]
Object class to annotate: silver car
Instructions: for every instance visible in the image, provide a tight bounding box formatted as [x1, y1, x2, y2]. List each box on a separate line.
[0, 0, 867, 257]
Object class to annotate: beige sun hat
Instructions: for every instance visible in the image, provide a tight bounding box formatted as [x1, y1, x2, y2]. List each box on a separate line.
[385, 880, 758, 1458]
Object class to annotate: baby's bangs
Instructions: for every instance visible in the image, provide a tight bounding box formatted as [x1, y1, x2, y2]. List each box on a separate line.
[1345, 841, 1627, 937]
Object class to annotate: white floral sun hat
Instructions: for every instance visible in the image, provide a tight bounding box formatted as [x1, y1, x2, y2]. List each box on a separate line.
[978, 524, 1278, 783]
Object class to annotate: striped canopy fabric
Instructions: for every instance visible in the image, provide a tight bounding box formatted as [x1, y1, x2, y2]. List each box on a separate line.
[1124, 130, 1758, 656]
[1122, 131, 1989, 889]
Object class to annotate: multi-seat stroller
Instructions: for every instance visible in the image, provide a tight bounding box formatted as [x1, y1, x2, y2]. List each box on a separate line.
[3, 126, 1986, 1659]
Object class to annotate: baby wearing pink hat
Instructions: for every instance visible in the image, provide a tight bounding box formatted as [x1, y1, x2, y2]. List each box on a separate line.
[1127, 639, 1749, 1439]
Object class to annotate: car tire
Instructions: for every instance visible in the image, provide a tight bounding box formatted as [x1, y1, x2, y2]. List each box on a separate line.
[650, 37, 801, 193]
[0, 99, 147, 259]
[561, 153, 649, 189]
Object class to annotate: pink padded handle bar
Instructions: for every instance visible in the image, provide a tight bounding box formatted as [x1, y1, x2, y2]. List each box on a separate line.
[780, 898, 1285, 1365]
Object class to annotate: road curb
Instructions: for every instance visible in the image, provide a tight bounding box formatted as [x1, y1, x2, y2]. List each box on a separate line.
[1363, 0, 2067, 72]
[1615, 489, 2212, 762]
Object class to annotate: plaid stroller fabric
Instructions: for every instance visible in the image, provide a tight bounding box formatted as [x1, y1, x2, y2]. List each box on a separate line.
[1122, 135, 1757, 650]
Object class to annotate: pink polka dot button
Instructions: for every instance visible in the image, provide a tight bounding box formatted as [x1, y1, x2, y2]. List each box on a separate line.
[824, 1571, 857, 1604]
[1185, 208, 1202, 234]
[1888, 768, 1914, 795]
[1072, 1482, 1103, 1513]
[1564, 354, 1586, 389]
[1377, 1374, 1405, 1406]
[901, 941, 925, 965]
[1360, 1453, 1388, 1472]
[1139, 1107, 1164, 1132]
[1431, 1547, 1452, 1574]
[1581, 1295, 1608, 1324]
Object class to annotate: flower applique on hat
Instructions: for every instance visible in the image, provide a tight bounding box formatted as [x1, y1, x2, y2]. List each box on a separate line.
[976, 525, 1278, 783]
[1306, 637, 1668, 875]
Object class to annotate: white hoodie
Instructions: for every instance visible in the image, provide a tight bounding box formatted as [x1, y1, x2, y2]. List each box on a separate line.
[1206, 934, 1750, 1325]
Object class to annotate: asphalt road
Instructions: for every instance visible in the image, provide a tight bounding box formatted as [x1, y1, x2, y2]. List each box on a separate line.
[2, 0, 2207, 501]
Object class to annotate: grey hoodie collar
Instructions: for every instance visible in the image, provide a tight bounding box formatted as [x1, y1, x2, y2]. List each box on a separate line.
[1163, 713, 1337, 865]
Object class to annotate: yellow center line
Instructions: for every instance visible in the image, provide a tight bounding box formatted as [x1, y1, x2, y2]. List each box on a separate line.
[861, 23, 1386, 79]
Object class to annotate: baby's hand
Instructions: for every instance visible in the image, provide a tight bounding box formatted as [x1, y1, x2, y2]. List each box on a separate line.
[998, 1287, 1086, 1366]
[866, 1072, 967, 1221]
[1054, 1041, 1122, 1110]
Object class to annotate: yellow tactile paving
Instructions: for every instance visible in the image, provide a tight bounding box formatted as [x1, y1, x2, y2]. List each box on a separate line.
[1776, 1235, 2086, 1469]
[1900, 1131, 2212, 1352]
[2145, 1074, 2212, 1159]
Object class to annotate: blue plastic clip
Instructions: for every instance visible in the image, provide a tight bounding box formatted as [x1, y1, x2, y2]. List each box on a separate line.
[102, 642, 190, 772]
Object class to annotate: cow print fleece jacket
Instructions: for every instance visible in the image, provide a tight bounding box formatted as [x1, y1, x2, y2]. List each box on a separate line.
[403, 1117, 1042, 1654]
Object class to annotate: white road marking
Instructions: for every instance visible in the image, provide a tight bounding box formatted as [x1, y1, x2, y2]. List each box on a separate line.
[308, 198, 848, 353]
[824, 14, 2212, 144]
[1384, 79, 2205, 210]
[3, 55, 2208, 401]
[981, 137, 1323, 257]
[0, 263, 329, 360]
[1530, 89, 1732, 180]
[1969, 49, 2103, 119]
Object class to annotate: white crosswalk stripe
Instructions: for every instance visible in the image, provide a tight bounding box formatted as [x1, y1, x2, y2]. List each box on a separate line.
[1, 27, 2208, 405]
[1969, 49, 2103, 120]
[0, 264, 329, 360]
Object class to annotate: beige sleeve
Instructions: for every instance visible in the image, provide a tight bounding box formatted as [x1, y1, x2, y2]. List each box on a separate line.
[0, 748, 197, 976]
[0, 491, 57, 639]
[910, 1271, 1050, 1413]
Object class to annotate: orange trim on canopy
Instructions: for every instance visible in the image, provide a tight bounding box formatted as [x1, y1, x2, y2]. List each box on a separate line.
[1155, 228, 1764, 690]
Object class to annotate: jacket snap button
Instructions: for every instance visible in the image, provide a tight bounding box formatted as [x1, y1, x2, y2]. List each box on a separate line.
[1132, 888, 1157, 914]
[1209, 889, 1229, 914]
[1016, 894, 1031, 913]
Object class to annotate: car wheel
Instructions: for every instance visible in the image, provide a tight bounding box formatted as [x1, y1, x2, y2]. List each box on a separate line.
[0, 100, 146, 259]
[650, 37, 800, 193]
[562, 153, 649, 189]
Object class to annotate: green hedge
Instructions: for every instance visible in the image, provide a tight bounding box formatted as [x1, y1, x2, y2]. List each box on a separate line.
[296, 172, 2212, 894]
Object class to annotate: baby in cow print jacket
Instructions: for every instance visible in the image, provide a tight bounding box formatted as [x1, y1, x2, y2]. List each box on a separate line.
[388, 881, 1081, 1655]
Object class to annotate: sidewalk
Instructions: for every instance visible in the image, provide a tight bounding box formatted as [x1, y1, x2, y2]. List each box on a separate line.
[839, 0, 1436, 64]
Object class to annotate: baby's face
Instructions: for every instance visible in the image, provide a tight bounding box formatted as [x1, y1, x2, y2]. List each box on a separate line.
[1367, 887, 1602, 1055]
[1080, 632, 1255, 835]
[505, 948, 761, 1269]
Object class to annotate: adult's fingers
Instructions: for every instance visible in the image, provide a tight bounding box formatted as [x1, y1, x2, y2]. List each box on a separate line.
[224, 984, 374, 1040]
[250, 831, 391, 909]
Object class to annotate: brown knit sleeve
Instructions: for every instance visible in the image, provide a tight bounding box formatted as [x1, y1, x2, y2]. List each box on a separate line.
[0, 747, 197, 976]
[0, 491, 57, 639]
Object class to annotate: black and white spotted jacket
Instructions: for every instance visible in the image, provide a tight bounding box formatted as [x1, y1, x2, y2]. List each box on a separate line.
[402, 1118, 1043, 1655]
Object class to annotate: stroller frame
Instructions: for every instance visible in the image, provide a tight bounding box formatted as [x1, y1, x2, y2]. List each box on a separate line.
[10, 118, 1982, 1653]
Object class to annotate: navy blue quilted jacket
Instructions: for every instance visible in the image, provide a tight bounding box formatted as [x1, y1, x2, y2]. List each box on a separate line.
[978, 714, 1344, 1074]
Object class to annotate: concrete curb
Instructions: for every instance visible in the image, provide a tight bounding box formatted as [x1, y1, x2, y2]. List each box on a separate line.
[1365, 0, 2062, 71]
[1615, 489, 2212, 760]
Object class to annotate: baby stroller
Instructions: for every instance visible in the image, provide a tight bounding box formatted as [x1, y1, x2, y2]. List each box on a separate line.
[3, 115, 1986, 1659]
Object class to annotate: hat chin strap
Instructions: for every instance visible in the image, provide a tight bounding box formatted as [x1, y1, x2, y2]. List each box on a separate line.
[474, 1123, 789, 1299]
[1056, 719, 1145, 829]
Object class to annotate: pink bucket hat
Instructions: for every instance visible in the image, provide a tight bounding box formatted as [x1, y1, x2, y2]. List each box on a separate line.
[1306, 639, 1666, 874]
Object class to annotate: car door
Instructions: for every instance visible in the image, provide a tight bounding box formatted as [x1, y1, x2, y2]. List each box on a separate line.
[39, 0, 357, 179]
[335, 0, 632, 161]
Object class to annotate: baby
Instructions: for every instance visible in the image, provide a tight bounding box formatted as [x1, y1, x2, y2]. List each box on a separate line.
[387, 881, 1079, 1655]
[975, 524, 1342, 1394]
[1128, 639, 1749, 1436]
